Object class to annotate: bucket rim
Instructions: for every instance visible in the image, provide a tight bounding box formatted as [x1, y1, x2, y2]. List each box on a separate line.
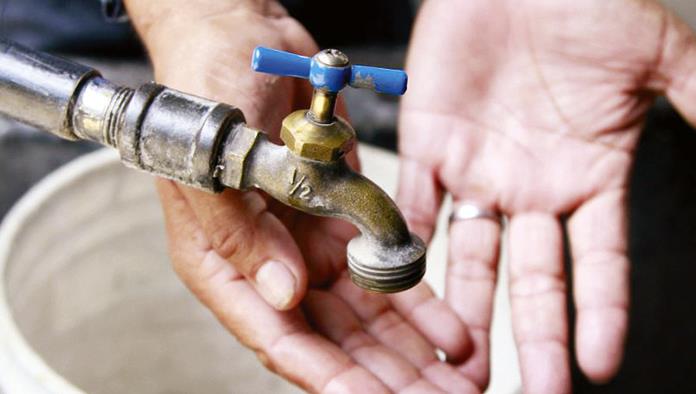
[0, 148, 119, 394]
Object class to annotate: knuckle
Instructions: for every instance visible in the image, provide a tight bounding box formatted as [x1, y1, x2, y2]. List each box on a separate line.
[209, 222, 254, 263]
[255, 350, 277, 373]
[509, 271, 566, 298]
[449, 257, 497, 282]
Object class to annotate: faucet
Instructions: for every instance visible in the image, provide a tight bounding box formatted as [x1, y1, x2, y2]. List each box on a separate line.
[0, 40, 426, 293]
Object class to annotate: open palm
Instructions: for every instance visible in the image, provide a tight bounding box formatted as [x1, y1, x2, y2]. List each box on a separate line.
[398, 0, 696, 392]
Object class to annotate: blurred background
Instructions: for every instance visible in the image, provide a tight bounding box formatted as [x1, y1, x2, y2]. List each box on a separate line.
[0, 0, 694, 392]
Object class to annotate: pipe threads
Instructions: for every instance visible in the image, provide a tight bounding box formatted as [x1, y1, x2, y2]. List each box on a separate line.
[346, 235, 427, 293]
[347, 252, 426, 293]
[103, 86, 134, 148]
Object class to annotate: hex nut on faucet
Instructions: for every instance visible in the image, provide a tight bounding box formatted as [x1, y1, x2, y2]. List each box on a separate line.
[280, 110, 356, 161]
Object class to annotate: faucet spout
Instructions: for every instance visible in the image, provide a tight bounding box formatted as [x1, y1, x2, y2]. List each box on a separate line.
[220, 129, 426, 293]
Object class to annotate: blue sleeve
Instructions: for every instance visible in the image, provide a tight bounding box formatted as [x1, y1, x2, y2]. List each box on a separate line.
[100, 0, 128, 23]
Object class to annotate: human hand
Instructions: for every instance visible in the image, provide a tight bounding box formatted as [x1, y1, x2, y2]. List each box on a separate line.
[398, 0, 696, 392]
[125, 1, 480, 391]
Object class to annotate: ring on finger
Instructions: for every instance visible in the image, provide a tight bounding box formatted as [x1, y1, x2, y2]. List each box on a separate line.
[449, 202, 503, 226]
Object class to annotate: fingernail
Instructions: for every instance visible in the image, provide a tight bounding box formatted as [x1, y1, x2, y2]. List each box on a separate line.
[255, 260, 296, 310]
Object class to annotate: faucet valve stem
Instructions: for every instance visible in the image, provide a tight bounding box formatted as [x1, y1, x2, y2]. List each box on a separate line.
[308, 89, 337, 124]
[308, 49, 348, 123]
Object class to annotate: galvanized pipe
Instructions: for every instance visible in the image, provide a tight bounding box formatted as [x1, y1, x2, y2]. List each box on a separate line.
[0, 41, 98, 140]
[0, 40, 246, 191]
[72, 77, 131, 146]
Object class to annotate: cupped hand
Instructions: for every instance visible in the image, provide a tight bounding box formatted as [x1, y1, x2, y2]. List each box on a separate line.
[398, 0, 696, 392]
[127, 1, 480, 392]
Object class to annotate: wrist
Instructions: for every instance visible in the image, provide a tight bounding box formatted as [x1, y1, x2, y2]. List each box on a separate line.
[123, 0, 286, 48]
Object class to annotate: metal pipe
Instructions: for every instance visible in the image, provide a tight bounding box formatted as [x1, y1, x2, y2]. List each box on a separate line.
[0, 39, 426, 293]
[0, 40, 98, 140]
[0, 40, 245, 191]
[72, 77, 131, 146]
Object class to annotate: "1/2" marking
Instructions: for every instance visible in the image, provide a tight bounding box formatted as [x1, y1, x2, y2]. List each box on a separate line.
[289, 168, 312, 200]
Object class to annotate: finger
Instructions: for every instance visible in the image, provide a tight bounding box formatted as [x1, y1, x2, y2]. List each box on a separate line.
[304, 290, 445, 393]
[290, 214, 358, 287]
[331, 275, 438, 368]
[157, 180, 388, 393]
[388, 282, 473, 361]
[160, 181, 307, 311]
[567, 189, 629, 382]
[332, 277, 478, 393]
[156, 179, 241, 296]
[446, 201, 502, 389]
[508, 212, 570, 394]
[396, 158, 444, 243]
[654, 7, 696, 125]
[420, 363, 481, 394]
[316, 284, 479, 394]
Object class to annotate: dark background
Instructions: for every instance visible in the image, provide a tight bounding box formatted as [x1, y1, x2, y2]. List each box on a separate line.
[0, 0, 694, 392]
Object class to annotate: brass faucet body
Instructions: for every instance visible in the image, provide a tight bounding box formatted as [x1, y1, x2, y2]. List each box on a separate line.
[254, 48, 425, 292]
[220, 126, 426, 292]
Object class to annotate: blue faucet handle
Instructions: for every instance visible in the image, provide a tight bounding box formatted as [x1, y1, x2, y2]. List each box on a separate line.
[251, 46, 408, 96]
[251, 47, 311, 80]
[349, 65, 408, 96]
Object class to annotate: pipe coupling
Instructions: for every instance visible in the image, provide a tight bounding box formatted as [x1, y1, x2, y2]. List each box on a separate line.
[117, 83, 246, 191]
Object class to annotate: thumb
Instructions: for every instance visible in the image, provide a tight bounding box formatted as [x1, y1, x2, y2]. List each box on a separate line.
[157, 180, 307, 311]
[656, 8, 696, 125]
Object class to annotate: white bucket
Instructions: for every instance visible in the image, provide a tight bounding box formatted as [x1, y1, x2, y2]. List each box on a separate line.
[0, 146, 520, 393]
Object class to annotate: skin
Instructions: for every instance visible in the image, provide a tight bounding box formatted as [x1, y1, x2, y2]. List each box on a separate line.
[125, 1, 477, 392]
[398, 0, 696, 393]
[124, 0, 696, 392]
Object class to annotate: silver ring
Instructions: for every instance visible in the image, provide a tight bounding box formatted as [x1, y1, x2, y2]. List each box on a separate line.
[449, 203, 503, 225]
